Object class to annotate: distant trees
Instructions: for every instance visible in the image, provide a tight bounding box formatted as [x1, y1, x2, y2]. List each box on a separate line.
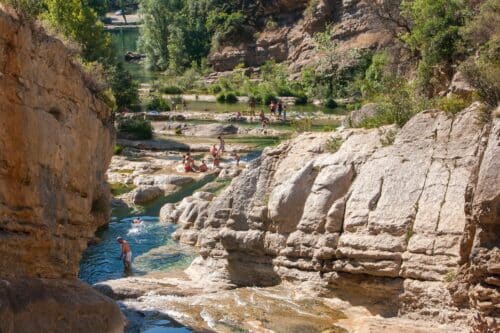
[4, 0, 140, 111]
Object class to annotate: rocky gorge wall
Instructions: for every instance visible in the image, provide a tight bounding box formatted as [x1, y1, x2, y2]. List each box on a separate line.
[164, 104, 499, 327]
[210, 0, 400, 72]
[0, 6, 123, 332]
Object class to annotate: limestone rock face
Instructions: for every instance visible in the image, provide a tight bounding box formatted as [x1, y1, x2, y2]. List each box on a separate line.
[0, 7, 123, 332]
[0, 8, 114, 279]
[210, 0, 398, 72]
[168, 104, 499, 324]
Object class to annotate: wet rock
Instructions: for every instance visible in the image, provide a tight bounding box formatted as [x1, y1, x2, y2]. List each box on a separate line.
[124, 51, 145, 62]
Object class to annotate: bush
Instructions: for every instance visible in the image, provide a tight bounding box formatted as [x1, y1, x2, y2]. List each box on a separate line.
[216, 91, 239, 104]
[216, 93, 226, 103]
[325, 137, 343, 153]
[324, 97, 338, 109]
[291, 118, 312, 132]
[261, 92, 277, 105]
[434, 95, 469, 115]
[117, 119, 153, 140]
[162, 85, 184, 94]
[147, 96, 171, 111]
[113, 144, 123, 155]
[225, 91, 238, 103]
[208, 84, 223, 94]
[294, 93, 308, 105]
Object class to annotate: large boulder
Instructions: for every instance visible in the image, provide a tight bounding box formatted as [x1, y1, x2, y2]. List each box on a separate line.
[128, 186, 164, 204]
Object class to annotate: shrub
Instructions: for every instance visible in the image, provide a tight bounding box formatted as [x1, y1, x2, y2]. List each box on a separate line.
[117, 118, 153, 140]
[294, 93, 308, 105]
[216, 93, 226, 103]
[434, 95, 469, 115]
[324, 97, 338, 109]
[147, 96, 171, 111]
[208, 84, 223, 94]
[216, 91, 238, 104]
[325, 137, 343, 153]
[162, 85, 184, 94]
[291, 118, 312, 132]
[261, 92, 277, 105]
[113, 144, 123, 155]
[224, 91, 238, 103]
[175, 128, 183, 135]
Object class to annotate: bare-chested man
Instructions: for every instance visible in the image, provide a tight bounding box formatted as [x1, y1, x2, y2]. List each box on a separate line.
[116, 237, 132, 271]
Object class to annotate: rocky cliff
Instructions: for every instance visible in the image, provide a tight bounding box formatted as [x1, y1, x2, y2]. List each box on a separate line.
[210, 0, 400, 72]
[0, 6, 123, 332]
[165, 103, 499, 328]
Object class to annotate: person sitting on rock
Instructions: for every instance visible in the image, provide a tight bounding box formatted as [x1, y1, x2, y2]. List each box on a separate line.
[116, 237, 132, 271]
[184, 159, 194, 172]
[199, 160, 208, 172]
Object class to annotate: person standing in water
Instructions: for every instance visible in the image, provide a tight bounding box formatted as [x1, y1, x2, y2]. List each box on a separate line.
[116, 237, 132, 271]
[217, 136, 225, 156]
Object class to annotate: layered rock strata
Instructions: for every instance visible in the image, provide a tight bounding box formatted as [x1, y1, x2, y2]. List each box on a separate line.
[167, 103, 499, 326]
[0, 7, 123, 332]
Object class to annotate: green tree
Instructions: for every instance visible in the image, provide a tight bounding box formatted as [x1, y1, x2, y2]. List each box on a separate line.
[400, 0, 469, 93]
[138, 0, 183, 70]
[44, 0, 114, 64]
[108, 62, 140, 110]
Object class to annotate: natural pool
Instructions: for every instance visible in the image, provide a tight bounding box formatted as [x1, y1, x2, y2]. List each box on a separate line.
[79, 175, 216, 285]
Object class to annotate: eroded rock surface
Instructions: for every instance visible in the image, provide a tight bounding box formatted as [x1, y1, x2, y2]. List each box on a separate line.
[0, 7, 123, 332]
[167, 104, 499, 327]
[210, 0, 399, 72]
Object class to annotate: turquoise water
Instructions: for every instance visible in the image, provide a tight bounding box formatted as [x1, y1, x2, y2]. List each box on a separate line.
[79, 175, 216, 285]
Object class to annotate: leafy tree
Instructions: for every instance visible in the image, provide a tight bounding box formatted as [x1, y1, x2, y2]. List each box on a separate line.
[138, 0, 183, 70]
[44, 0, 114, 64]
[107, 62, 140, 110]
[400, 0, 470, 93]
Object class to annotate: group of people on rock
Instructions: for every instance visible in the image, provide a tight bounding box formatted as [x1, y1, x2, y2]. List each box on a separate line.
[182, 135, 240, 173]
[248, 99, 287, 128]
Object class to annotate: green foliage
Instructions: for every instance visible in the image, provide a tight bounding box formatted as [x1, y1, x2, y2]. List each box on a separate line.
[325, 137, 343, 153]
[216, 91, 238, 104]
[434, 94, 469, 115]
[147, 96, 171, 111]
[300, 28, 372, 101]
[108, 62, 140, 110]
[294, 92, 308, 105]
[459, 0, 500, 106]
[3, 0, 45, 18]
[110, 183, 136, 197]
[113, 144, 123, 155]
[44, 0, 114, 64]
[405, 229, 414, 243]
[444, 270, 456, 282]
[400, 0, 470, 92]
[324, 97, 338, 109]
[162, 85, 184, 94]
[117, 118, 153, 140]
[291, 118, 312, 133]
